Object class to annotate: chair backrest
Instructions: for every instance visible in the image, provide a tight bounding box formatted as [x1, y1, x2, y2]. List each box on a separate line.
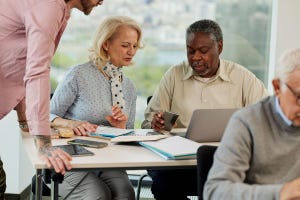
[197, 145, 217, 200]
[147, 96, 152, 105]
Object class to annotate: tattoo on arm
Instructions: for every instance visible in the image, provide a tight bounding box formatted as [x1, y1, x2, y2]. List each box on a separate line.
[34, 136, 53, 156]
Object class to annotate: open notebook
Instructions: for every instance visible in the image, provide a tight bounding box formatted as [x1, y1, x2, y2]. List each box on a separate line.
[88, 127, 169, 142]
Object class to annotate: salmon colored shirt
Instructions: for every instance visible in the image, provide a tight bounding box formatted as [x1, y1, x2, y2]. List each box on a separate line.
[0, 0, 70, 135]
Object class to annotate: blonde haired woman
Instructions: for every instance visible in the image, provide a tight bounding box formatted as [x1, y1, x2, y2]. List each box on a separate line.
[50, 16, 142, 200]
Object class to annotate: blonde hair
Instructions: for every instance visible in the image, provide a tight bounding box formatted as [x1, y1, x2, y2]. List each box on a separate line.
[89, 16, 143, 70]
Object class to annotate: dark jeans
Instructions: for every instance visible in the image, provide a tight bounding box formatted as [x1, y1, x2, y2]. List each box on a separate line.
[148, 168, 197, 200]
[0, 159, 6, 200]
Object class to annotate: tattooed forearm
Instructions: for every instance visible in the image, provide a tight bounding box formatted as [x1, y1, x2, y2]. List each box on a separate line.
[34, 135, 51, 147]
[34, 135, 53, 155]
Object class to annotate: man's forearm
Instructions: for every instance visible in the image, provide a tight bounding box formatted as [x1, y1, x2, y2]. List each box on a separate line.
[34, 135, 52, 155]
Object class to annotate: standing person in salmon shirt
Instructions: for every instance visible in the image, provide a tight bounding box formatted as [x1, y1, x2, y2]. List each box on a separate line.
[0, 0, 104, 199]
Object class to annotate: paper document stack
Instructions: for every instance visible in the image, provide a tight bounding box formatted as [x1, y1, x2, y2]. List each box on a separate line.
[139, 136, 202, 160]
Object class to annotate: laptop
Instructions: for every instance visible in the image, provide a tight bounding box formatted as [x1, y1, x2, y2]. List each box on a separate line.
[185, 108, 239, 142]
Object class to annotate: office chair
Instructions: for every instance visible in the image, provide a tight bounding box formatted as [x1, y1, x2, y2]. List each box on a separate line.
[31, 169, 64, 200]
[197, 145, 217, 200]
[146, 96, 152, 105]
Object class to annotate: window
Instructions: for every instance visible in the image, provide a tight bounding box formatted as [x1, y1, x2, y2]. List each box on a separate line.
[51, 0, 273, 127]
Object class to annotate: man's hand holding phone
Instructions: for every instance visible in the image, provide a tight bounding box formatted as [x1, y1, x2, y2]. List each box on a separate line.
[151, 111, 179, 132]
[162, 111, 179, 131]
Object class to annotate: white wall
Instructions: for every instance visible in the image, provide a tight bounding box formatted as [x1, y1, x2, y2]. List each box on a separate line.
[0, 111, 34, 194]
[268, 0, 300, 90]
[276, 0, 300, 58]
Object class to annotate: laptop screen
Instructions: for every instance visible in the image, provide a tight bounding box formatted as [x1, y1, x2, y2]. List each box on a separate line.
[185, 108, 238, 142]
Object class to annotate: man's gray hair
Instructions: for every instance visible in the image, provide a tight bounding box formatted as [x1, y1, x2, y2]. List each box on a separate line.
[186, 19, 223, 42]
[276, 48, 300, 81]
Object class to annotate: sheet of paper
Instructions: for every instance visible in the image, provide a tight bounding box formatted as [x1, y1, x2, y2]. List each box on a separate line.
[88, 126, 134, 138]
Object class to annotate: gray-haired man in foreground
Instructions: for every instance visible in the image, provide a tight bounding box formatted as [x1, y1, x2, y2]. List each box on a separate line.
[204, 48, 300, 200]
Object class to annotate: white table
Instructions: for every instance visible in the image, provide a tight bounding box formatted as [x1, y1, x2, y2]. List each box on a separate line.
[22, 132, 218, 200]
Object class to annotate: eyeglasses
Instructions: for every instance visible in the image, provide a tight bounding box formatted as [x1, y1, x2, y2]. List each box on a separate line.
[285, 83, 300, 106]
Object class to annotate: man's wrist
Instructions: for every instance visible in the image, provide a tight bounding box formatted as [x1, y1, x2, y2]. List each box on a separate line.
[34, 135, 52, 149]
[18, 121, 28, 130]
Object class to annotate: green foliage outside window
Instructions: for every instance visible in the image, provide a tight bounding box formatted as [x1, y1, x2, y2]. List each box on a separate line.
[51, 52, 74, 69]
[123, 65, 169, 97]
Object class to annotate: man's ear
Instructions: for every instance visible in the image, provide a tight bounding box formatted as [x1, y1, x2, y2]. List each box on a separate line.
[218, 40, 223, 55]
[272, 78, 281, 96]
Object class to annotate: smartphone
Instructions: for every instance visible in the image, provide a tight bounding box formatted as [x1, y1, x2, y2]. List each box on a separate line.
[162, 111, 179, 131]
[67, 139, 108, 148]
[55, 144, 94, 157]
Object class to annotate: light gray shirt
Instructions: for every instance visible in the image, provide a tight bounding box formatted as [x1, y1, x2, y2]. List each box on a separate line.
[50, 62, 137, 129]
[204, 96, 300, 200]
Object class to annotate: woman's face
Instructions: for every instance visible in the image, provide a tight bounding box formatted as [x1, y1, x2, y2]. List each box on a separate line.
[103, 25, 139, 67]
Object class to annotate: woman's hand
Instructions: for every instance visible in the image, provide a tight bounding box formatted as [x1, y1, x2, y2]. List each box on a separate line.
[68, 120, 98, 136]
[52, 117, 98, 136]
[106, 106, 128, 129]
